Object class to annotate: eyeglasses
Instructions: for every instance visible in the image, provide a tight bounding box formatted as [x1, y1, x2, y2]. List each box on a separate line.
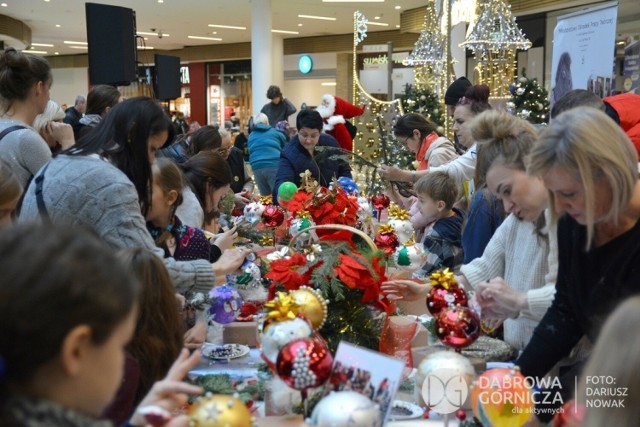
[298, 132, 320, 141]
[393, 181, 417, 198]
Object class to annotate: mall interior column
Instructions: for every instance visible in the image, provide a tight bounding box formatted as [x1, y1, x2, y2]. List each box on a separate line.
[251, 0, 273, 117]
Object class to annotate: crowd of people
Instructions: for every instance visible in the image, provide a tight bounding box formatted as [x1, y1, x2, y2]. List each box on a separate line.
[2, 42, 640, 427]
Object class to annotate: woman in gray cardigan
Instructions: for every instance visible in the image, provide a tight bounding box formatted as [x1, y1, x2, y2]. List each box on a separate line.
[19, 97, 248, 293]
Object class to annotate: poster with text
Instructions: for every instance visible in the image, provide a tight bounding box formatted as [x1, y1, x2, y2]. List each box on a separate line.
[624, 41, 640, 94]
[550, 2, 618, 105]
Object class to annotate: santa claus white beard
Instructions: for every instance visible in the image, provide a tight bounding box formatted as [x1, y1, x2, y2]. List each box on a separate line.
[316, 103, 333, 119]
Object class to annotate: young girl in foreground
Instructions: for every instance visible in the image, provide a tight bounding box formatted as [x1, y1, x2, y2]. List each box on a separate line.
[0, 224, 202, 426]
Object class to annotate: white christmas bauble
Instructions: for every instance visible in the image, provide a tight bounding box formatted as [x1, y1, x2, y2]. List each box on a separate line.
[309, 391, 381, 427]
[516, 87, 525, 96]
[243, 202, 265, 224]
[388, 218, 414, 244]
[289, 217, 316, 239]
[518, 77, 528, 83]
[260, 317, 313, 367]
[414, 350, 475, 411]
[393, 243, 425, 272]
[357, 196, 373, 220]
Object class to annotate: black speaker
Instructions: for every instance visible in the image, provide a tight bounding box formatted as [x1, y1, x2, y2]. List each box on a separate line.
[85, 3, 137, 86]
[154, 54, 181, 100]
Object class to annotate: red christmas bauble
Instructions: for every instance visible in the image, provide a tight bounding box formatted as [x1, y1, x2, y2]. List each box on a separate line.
[371, 193, 391, 211]
[435, 306, 480, 350]
[275, 337, 333, 392]
[374, 232, 400, 255]
[456, 409, 467, 421]
[262, 205, 285, 228]
[426, 284, 468, 316]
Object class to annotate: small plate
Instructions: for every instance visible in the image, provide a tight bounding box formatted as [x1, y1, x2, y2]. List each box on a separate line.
[203, 343, 250, 360]
[389, 400, 424, 420]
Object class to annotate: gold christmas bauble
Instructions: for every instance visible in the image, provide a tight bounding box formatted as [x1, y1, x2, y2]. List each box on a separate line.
[290, 286, 328, 330]
[189, 394, 253, 427]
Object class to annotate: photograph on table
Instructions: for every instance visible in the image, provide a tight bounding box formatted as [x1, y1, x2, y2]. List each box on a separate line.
[325, 341, 405, 424]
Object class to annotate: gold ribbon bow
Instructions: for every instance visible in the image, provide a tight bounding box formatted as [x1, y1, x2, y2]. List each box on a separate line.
[377, 224, 396, 234]
[265, 292, 299, 322]
[388, 204, 410, 220]
[260, 195, 273, 205]
[295, 210, 312, 220]
[429, 268, 457, 289]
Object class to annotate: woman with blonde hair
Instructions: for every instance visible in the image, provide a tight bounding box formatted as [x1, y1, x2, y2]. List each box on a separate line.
[33, 100, 70, 155]
[517, 106, 640, 422]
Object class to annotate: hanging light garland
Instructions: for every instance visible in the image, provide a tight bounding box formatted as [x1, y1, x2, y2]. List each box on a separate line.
[460, 0, 531, 98]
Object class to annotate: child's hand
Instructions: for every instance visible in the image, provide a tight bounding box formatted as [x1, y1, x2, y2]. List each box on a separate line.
[213, 225, 238, 252]
[130, 349, 203, 426]
[380, 279, 430, 301]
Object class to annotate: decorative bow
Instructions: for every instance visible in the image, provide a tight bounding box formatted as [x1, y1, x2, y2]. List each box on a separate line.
[429, 268, 457, 290]
[388, 204, 410, 220]
[377, 224, 396, 234]
[264, 292, 299, 322]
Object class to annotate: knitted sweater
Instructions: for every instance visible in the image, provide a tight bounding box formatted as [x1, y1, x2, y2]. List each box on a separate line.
[460, 212, 557, 350]
[429, 143, 476, 182]
[248, 123, 287, 170]
[18, 154, 215, 293]
[260, 98, 297, 126]
[0, 118, 51, 189]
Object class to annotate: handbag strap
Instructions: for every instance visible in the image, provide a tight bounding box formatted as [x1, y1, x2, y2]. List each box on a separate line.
[34, 164, 51, 222]
[0, 125, 27, 141]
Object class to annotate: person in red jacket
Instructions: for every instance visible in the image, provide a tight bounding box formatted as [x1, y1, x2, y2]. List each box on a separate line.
[551, 89, 640, 159]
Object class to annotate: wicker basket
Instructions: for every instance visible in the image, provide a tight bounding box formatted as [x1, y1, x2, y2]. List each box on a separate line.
[289, 224, 377, 251]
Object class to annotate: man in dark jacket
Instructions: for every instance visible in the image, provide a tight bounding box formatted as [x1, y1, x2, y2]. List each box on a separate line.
[63, 95, 86, 137]
[260, 85, 297, 126]
[273, 109, 351, 202]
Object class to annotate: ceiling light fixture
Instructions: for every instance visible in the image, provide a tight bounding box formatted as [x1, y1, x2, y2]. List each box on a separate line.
[367, 22, 389, 26]
[188, 35, 222, 41]
[32, 43, 54, 47]
[55, 24, 61, 27]
[137, 46, 155, 50]
[1, 3, 7, 6]
[54, 52, 59, 55]
[321, 82, 337, 86]
[63, 40, 87, 45]
[26, 50, 48, 54]
[208, 24, 247, 30]
[272, 29, 299, 34]
[137, 31, 170, 37]
[395, 5, 401, 9]
[298, 14, 336, 21]
[68, 46, 88, 49]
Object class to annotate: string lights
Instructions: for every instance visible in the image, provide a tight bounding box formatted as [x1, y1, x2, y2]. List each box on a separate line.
[460, 0, 531, 97]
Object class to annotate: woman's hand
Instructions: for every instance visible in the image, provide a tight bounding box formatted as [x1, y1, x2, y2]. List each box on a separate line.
[129, 349, 203, 426]
[46, 121, 75, 149]
[212, 247, 251, 276]
[234, 192, 251, 207]
[183, 319, 207, 349]
[212, 225, 238, 252]
[381, 279, 430, 301]
[475, 277, 528, 319]
[378, 164, 409, 182]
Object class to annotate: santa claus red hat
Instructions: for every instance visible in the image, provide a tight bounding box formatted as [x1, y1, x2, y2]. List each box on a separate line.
[319, 94, 364, 119]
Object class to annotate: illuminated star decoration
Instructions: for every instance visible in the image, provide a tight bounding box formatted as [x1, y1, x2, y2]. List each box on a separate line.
[354, 10, 368, 46]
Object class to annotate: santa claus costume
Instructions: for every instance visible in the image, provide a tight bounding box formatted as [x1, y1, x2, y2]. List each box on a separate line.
[316, 94, 365, 151]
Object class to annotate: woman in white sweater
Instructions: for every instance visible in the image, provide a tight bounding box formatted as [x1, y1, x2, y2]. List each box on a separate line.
[382, 111, 554, 351]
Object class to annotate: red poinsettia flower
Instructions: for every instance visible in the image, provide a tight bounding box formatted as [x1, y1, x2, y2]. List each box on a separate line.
[265, 252, 312, 291]
[286, 191, 313, 215]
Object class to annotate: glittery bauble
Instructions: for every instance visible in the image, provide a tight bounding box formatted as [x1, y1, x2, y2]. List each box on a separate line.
[471, 368, 533, 427]
[371, 193, 391, 211]
[426, 284, 468, 316]
[435, 306, 480, 350]
[276, 337, 333, 391]
[208, 285, 243, 324]
[260, 317, 314, 369]
[374, 232, 399, 255]
[262, 205, 285, 228]
[388, 218, 414, 244]
[356, 196, 373, 220]
[278, 181, 298, 202]
[393, 243, 426, 272]
[309, 391, 381, 427]
[414, 350, 475, 411]
[189, 394, 252, 427]
[290, 287, 328, 330]
[289, 217, 316, 240]
[337, 176, 359, 196]
[243, 201, 265, 224]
